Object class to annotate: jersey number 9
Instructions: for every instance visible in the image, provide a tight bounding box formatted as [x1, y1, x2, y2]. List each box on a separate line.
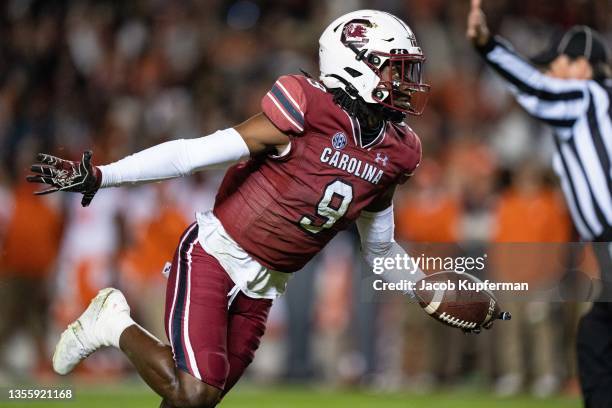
[299, 179, 353, 234]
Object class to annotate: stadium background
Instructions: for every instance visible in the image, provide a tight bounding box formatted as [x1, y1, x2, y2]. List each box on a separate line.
[0, 0, 609, 406]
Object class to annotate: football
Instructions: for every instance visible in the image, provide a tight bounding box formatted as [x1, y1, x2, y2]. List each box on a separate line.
[414, 271, 511, 332]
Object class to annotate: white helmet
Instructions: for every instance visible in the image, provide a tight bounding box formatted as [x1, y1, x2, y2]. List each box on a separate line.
[319, 10, 430, 116]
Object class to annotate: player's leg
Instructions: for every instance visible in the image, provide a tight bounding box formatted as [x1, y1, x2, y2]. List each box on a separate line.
[577, 302, 612, 408]
[154, 223, 235, 406]
[119, 325, 220, 408]
[222, 292, 272, 396]
[52, 223, 229, 407]
[577, 242, 612, 408]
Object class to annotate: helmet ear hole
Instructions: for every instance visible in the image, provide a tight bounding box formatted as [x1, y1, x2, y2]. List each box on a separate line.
[367, 54, 381, 66]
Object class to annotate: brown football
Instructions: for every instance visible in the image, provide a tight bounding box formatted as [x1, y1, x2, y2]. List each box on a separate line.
[414, 271, 509, 331]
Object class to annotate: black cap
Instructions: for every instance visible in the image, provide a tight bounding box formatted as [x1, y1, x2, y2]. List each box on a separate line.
[531, 25, 610, 66]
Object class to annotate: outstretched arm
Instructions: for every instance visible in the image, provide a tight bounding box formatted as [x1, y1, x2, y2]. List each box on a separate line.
[466, 0, 588, 127]
[27, 113, 289, 206]
[99, 113, 289, 186]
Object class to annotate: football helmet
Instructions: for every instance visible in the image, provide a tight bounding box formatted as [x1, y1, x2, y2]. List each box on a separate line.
[319, 10, 430, 116]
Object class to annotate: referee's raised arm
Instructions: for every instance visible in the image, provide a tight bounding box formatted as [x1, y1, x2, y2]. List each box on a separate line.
[466, 0, 588, 127]
[466, 0, 612, 244]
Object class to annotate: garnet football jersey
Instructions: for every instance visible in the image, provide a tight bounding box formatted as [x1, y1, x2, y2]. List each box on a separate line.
[213, 75, 421, 272]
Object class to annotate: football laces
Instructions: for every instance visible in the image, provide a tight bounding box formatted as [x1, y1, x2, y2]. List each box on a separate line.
[437, 312, 478, 330]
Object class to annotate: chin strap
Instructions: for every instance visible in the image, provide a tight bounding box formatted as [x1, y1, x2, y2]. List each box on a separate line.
[324, 74, 360, 97]
[329, 85, 405, 127]
[380, 106, 406, 123]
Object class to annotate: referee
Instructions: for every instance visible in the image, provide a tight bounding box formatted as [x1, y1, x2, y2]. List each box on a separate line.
[467, 0, 611, 406]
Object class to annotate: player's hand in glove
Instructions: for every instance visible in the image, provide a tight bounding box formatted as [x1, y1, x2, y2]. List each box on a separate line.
[26, 150, 102, 207]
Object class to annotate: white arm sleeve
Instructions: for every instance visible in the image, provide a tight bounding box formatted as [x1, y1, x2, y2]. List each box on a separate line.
[356, 205, 425, 296]
[99, 128, 249, 187]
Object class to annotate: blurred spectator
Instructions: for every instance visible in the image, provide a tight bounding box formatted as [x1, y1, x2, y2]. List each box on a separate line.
[120, 183, 189, 340]
[50, 189, 131, 377]
[396, 160, 461, 243]
[490, 163, 571, 397]
[394, 160, 464, 389]
[0, 178, 62, 377]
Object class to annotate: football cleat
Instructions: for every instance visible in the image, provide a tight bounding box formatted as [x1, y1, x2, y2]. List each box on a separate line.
[52, 288, 130, 375]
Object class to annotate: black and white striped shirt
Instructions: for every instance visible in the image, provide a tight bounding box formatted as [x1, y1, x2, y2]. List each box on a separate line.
[479, 36, 612, 242]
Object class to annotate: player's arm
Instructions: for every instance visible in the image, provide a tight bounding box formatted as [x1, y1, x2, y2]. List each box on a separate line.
[26, 113, 289, 206]
[466, 0, 587, 126]
[356, 185, 425, 297]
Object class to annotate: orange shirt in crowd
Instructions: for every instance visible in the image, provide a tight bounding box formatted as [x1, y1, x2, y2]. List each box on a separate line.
[395, 192, 460, 243]
[491, 187, 571, 284]
[0, 181, 62, 277]
[121, 207, 188, 284]
[494, 187, 570, 243]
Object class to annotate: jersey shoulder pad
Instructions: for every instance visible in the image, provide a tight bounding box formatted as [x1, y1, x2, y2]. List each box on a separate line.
[261, 74, 327, 135]
[394, 123, 422, 184]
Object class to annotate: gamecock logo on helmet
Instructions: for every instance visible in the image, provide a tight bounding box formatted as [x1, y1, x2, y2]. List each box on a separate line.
[342, 22, 370, 47]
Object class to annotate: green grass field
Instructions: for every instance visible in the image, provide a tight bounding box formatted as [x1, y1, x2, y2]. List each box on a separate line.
[1, 383, 581, 408]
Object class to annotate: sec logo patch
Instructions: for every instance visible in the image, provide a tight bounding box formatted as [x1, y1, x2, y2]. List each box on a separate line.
[332, 132, 347, 150]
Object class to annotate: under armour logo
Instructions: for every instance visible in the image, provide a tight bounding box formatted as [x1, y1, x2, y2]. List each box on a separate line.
[375, 153, 388, 167]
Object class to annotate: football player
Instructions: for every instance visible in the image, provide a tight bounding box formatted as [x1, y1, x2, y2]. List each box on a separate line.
[28, 10, 430, 407]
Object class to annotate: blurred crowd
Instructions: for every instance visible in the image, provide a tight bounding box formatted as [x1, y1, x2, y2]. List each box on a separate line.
[0, 0, 609, 399]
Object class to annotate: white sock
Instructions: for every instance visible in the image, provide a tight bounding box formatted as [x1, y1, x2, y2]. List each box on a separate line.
[107, 313, 136, 348]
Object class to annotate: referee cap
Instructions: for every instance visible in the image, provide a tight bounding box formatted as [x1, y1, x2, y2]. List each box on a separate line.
[531, 25, 610, 67]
